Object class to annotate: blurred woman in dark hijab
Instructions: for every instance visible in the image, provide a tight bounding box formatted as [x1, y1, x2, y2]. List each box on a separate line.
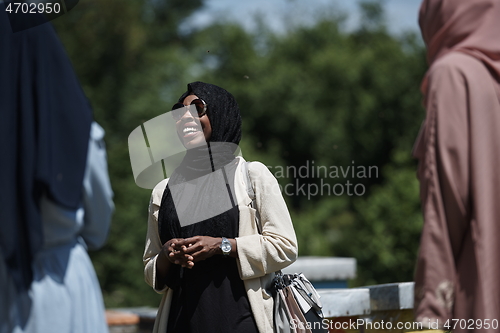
[413, 0, 500, 330]
[0, 9, 113, 333]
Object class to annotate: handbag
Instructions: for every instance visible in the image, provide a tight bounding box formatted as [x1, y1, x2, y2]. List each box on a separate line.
[272, 272, 327, 333]
[241, 161, 328, 333]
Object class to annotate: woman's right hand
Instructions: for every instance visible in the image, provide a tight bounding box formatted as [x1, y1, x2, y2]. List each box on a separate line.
[161, 238, 194, 268]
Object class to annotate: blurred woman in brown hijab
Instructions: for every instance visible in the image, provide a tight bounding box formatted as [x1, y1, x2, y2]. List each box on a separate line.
[413, 0, 500, 330]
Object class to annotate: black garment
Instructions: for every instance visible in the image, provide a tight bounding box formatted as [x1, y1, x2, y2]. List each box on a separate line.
[159, 82, 242, 242]
[166, 206, 258, 333]
[0, 11, 92, 291]
[177, 82, 242, 145]
[162, 159, 257, 333]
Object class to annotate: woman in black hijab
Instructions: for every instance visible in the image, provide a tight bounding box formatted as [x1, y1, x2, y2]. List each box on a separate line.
[143, 82, 298, 333]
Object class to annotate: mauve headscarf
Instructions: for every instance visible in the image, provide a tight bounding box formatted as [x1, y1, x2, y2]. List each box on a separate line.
[413, 0, 500, 330]
[419, 0, 500, 96]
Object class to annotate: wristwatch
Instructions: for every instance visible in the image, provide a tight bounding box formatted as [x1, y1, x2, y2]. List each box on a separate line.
[220, 237, 231, 256]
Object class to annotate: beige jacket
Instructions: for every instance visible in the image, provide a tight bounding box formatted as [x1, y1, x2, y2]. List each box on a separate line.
[143, 157, 298, 333]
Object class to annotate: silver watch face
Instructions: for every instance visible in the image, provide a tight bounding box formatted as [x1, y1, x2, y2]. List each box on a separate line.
[221, 239, 231, 253]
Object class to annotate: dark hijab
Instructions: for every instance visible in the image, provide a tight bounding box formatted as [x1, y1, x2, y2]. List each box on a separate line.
[158, 82, 242, 245]
[0, 12, 92, 291]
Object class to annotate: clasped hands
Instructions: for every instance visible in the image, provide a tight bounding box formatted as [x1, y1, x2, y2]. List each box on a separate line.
[162, 236, 221, 269]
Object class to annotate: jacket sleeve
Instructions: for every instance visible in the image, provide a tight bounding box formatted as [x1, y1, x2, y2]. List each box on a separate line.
[81, 122, 114, 250]
[236, 162, 298, 280]
[143, 179, 169, 294]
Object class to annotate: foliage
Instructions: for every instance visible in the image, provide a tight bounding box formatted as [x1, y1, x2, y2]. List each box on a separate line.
[190, 5, 427, 286]
[53, 0, 203, 307]
[52, 1, 427, 306]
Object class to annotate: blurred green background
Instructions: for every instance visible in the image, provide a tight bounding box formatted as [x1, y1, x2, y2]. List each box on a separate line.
[52, 0, 427, 307]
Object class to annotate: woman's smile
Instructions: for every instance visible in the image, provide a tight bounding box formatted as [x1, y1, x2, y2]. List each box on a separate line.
[175, 94, 212, 148]
[181, 122, 202, 139]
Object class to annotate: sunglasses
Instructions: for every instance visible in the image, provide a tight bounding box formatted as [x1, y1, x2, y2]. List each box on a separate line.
[171, 99, 207, 121]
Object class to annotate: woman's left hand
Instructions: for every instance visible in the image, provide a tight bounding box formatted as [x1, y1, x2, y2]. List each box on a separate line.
[178, 236, 221, 263]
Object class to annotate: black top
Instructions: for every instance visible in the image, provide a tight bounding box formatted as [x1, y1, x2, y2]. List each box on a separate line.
[164, 161, 258, 333]
[166, 206, 257, 333]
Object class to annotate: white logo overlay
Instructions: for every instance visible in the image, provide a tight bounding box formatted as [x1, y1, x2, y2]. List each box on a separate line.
[128, 109, 240, 227]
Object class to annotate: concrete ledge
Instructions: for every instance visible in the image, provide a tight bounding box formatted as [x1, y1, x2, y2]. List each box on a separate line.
[318, 282, 414, 317]
[282, 256, 356, 281]
[107, 307, 157, 333]
[106, 310, 140, 333]
[106, 310, 140, 326]
[320, 288, 371, 317]
[107, 282, 416, 332]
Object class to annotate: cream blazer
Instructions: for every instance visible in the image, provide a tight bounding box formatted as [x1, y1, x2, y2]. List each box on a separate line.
[143, 157, 298, 333]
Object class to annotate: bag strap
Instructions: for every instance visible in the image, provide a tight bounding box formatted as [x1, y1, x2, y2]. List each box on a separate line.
[241, 161, 282, 276]
[241, 161, 255, 203]
[241, 161, 261, 234]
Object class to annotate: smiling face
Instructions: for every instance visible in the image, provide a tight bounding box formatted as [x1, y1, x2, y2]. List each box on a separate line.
[176, 94, 212, 149]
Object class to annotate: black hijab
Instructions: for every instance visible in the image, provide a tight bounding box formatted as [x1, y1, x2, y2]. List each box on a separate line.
[0, 12, 92, 291]
[158, 82, 242, 245]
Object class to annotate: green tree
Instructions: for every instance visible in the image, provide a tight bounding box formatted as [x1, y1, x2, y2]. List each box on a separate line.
[51, 0, 428, 307]
[190, 2, 427, 287]
[52, 0, 205, 307]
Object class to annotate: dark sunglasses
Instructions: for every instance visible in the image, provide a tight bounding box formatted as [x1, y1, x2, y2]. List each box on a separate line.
[171, 99, 207, 120]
